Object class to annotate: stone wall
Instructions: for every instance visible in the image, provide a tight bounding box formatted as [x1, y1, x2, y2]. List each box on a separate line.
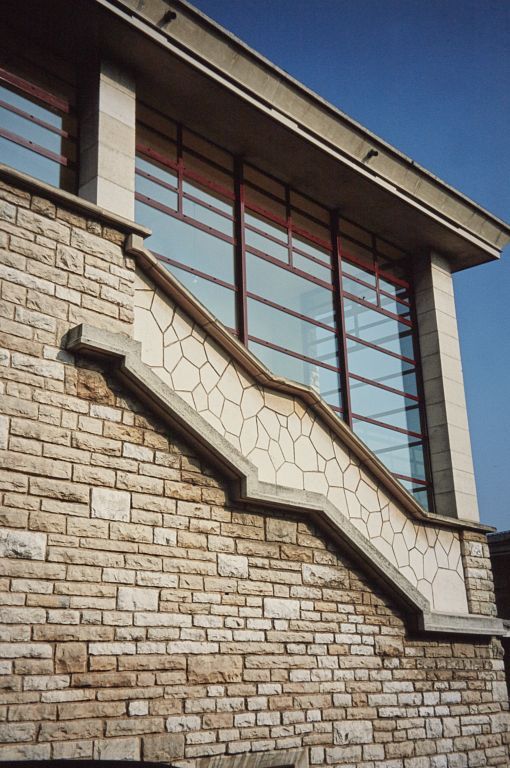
[0, 176, 509, 765]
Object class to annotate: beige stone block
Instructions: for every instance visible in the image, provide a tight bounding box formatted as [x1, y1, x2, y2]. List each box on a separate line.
[91, 487, 130, 521]
[117, 587, 158, 612]
[263, 598, 300, 619]
[0, 529, 46, 560]
[55, 643, 87, 674]
[188, 655, 243, 684]
[93, 737, 140, 760]
[334, 719, 373, 745]
[217, 554, 248, 578]
[143, 732, 185, 762]
[266, 517, 297, 543]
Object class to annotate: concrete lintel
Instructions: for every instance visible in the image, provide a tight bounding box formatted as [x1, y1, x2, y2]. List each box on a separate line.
[65, 322, 505, 638]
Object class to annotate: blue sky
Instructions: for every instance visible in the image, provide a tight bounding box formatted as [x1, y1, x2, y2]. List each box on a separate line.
[191, 0, 510, 531]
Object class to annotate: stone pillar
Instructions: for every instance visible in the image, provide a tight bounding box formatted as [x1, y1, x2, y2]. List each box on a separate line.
[414, 252, 479, 521]
[79, 60, 136, 219]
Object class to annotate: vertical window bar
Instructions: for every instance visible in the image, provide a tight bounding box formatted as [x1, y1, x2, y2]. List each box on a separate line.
[234, 158, 248, 344]
[176, 123, 183, 216]
[408, 281, 436, 513]
[332, 211, 351, 426]
[373, 233, 381, 307]
[286, 184, 293, 266]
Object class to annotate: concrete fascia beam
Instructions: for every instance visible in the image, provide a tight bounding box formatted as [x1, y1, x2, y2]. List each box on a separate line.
[65, 322, 505, 638]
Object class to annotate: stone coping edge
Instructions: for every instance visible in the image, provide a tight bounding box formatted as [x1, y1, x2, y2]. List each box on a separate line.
[126, 234, 494, 536]
[0, 164, 151, 238]
[64, 322, 505, 638]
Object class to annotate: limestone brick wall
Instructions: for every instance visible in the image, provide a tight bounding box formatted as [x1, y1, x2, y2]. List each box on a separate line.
[461, 532, 498, 618]
[0, 176, 509, 765]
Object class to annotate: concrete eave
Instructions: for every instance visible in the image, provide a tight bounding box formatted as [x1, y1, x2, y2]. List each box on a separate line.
[3, 0, 508, 269]
[104, 0, 510, 269]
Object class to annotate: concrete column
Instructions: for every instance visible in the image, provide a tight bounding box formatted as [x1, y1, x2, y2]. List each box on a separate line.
[414, 252, 479, 521]
[79, 61, 136, 219]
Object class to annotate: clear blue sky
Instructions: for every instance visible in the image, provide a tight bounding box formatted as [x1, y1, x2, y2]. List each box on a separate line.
[191, 0, 510, 531]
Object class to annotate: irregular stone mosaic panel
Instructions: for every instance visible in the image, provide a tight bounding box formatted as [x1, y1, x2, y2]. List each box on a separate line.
[133, 270, 468, 614]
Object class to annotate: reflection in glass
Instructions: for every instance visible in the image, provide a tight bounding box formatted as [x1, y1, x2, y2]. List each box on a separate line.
[136, 174, 178, 210]
[249, 340, 342, 408]
[344, 298, 414, 358]
[135, 200, 235, 284]
[0, 136, 61, 187]
[160, 262, 236, 329]
[352, 418, 426, 482]
[248, 298, 338, 366]
[346, 337, 417, 396]
[349, 378, 421, 433]
[246, 252, 334, 325]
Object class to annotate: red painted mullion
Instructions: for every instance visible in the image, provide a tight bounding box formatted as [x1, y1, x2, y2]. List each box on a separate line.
[332, 212, 352, 428]
[0, 127, 68, 166]
[234, 158, 248, 344]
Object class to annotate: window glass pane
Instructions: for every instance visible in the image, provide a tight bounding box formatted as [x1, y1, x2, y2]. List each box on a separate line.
[183, 152, 233, 193]
[244, 165, 285, 199]
[0, 136, 61, 186]
[346, 337, 417, 396]
[340, 238, 374, 269]
[339, 219, 372, 246]
[352, 418, 427, 482]
[135, 200, 235, 284]
[0, 84, 62, 129]
[161, 262, 236, 329]
[399, 478, 429, 509]
[245, 185, 286, 221]
[136, 174, 178, 211]
[248, 298, 339, 368]
[182, 196, 233, 237]
[344, 298, 414, 359]
[249, 340, 341, 409]
[293, 232, 331, 264]
[246, 252, 335, 325]
[245, 212, 288, 262]
[0, 104, 62, 154]
[349, 378, 421, 433]
[379, 291, 411, 318]
[136, 155, 177, 188]
[293, 253, 331, 282]
[183, 179, 233, 216]
[290, 191, 329, 224]
[342, 258, 376, 286]
[183, 129, 233, 171]
[342, 276, 377, 304]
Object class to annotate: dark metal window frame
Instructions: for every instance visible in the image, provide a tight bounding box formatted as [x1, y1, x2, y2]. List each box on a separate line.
[135, 107, 434, 510]
[0, 66, 77, 188]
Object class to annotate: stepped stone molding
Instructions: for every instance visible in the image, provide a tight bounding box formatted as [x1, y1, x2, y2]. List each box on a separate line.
[66, 323, 503, 636]
[125, 241, 481, 615]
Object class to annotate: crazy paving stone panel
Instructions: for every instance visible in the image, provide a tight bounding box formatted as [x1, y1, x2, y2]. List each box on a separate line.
[133, 270, 468, 614]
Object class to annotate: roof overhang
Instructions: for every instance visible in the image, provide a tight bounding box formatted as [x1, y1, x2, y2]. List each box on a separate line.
[3, 0, 509, 269]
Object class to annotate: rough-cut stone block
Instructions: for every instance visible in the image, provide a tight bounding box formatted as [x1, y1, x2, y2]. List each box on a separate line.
[117, 586, 158, 612]
[375, 635, 404, 657]
[266, 517, 297, 543]
[0, 529, 46, 560]
[217, 554, 248, 579]
[188, 655, 243, 684]
[334, 719, 373, 745]
[263, 598, 300, 619]
[143, 733, 185, 762]
[55, 643, 87, 673]
[302, 563, 348, 587]
[93, 737, 140, 760]
[91, 487, 130, 521]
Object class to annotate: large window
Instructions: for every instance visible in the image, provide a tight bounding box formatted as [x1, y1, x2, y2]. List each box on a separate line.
[0, 45, 76, 192]
[135, 106, 432, 510]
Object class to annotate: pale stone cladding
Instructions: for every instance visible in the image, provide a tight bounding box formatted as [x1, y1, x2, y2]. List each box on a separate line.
[0, 171, 509, 765]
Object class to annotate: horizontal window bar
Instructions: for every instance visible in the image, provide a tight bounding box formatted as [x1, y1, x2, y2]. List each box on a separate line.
[345, 332, 416, 366]
[349, 372, 420, 402]
[352, 412, 424, 440]
[0, 67, 69, 114]
[393, 472, 429, 487]
[340, 246, 410, 290]
[246, 247, 334, 291]
[136, 165, 178, 194]
[135, 193, 235, 245]
[153, 251, 236, 291]
[0, 98, 70, 139]
[248, 335, 342, 374]
[342, 291, 413, 327]
[0, 127, 69, 166]
[246, 292, 337, 333]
